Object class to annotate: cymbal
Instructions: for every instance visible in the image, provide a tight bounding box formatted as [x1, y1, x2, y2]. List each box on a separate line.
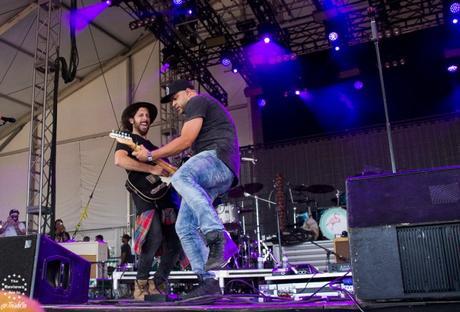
[227, 186, 244, 198]
[227, 182, 263, 198]
[305, 184, 335, 193]
[243, 182, 263, 195]
[294, 199, 317, 205]
[293, 184, 309, 192]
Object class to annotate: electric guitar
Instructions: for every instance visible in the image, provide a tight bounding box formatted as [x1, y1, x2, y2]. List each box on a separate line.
[110, 130, 177, 201]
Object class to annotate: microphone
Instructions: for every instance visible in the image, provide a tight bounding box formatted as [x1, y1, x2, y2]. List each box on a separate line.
[1, 116, 16, 123]
[241, 157, 257, 164]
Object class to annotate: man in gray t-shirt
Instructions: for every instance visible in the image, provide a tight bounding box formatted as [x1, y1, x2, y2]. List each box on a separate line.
[133, 80, 240, 298]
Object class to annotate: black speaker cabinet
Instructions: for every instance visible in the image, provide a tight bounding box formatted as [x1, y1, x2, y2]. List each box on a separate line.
[346, 166, 460, 302]
[0, 234, 90, 304]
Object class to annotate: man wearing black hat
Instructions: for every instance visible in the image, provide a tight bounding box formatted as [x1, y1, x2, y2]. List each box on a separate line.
[114, 102, 182, 300]
[132, 80, 240, 297]
[0, 209, 26, 237]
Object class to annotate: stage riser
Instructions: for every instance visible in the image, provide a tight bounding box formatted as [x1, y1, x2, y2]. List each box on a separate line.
[274, 241, 336, 272]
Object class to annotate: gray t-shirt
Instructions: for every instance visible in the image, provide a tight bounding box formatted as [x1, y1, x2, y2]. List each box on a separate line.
[184, 94, 240, 185]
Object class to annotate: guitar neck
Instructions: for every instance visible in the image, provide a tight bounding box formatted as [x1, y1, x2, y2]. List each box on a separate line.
[131, 144, 177, 174]
[111, 132, 177, 174]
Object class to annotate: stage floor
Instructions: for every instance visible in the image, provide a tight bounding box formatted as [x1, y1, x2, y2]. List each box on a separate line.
[42, 297, 460, 312]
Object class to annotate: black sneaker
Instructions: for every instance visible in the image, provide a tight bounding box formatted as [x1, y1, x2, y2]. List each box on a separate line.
[205, 230, 226, 270]
[182, 278, 220, 299]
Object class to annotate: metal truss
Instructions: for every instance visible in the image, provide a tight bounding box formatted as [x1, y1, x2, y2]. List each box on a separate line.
[26, 0, 61, 235]
[194, 0, 255, 84]
[247, 0, 291, 47]
[122, 0, 228, 105]
[120, 0, 444, 91]
[155, 0, 445, 64]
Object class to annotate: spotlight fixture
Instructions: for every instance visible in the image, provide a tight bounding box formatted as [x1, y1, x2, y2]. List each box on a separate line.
[295, 90, 300, 95]
[102, 0, 122, 6]
[334, 46, 340, 51]
[220, 49, 232, 67]
[232, 67, 238, 73]
[129, 16, 156, 30]
[328, 32, 339, 42]
[448, 65, 458, 72]
[354, 80, 364, 90]
[257, 98, 266, 107]
[450, 2, 460, 14]
[173, 0, 183, 5]
[453, 18, 459, 24]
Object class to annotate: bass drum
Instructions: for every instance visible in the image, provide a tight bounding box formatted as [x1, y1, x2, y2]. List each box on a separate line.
[216, 203, 239, 226]
[319, 207, 348, 240]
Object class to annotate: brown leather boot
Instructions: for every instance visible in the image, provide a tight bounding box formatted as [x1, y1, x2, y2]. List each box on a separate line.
[148, 279, 160, 295]
[133, 279, 150, 300]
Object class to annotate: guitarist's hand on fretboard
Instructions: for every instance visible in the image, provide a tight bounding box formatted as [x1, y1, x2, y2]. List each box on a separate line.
[150, 165, 170, 177]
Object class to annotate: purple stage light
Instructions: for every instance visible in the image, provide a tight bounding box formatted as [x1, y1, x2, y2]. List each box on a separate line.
[448, 65, 458, 73]
[257, 98, 266, 107]
[160, 63, 170, 74]
[334, 46, 340, 51]
[221, 57, 231, 67]
[450, 2, 460, 14]
[354, 80, 364, 90]
[173, 0, 183, 5]
[328, 32, 339, 41]
[295, 90, 300, 95]
[187, 9, 193, 15]
[232, 68, 238, 73]
[263, 36, 271, 44]
[453, 18, 459, 24]
[68, 2, 109, 33]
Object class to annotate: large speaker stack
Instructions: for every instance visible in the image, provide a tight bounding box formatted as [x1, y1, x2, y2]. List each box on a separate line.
[347, 166, 460, 302]
[0, 234, 90, 304]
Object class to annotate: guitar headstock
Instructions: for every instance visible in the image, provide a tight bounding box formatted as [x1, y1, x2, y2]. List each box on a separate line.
[109, 130, 137, 150]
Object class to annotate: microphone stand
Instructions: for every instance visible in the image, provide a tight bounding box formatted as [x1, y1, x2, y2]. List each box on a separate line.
[369, 7, 397, 173]
[244, 192, 282, 266]
[307, 239, 348, 268]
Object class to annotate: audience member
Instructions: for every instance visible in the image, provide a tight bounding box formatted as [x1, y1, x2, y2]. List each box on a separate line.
[54, 219, 71, 242]
[120, 234, 133, 265]
[0, 209, 26, 237]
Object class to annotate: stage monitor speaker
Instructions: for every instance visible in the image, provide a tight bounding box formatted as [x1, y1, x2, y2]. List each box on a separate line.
[347, 165, 460, 302]
[0, 234, 90, 304]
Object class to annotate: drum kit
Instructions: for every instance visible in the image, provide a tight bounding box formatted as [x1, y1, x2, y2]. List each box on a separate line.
[217, 180, 348, 269]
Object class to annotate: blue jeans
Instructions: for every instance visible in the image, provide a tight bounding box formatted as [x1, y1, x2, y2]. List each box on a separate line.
[172, 150, 234, 279]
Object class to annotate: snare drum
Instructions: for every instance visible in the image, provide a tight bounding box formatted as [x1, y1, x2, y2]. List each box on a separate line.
[216, 203, 239, 225]
[319, 207, 348, 240]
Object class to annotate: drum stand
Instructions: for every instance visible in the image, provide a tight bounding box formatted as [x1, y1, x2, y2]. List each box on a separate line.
[288, 186, 297, 229]
[244, 192, 281, 267]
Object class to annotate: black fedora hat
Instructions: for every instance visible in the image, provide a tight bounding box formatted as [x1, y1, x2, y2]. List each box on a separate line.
[160, 79, 195, 103]
[121, 102, 158, 131]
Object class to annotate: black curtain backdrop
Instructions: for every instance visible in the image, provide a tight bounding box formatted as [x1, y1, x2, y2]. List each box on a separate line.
[235, 114, 460, 238]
